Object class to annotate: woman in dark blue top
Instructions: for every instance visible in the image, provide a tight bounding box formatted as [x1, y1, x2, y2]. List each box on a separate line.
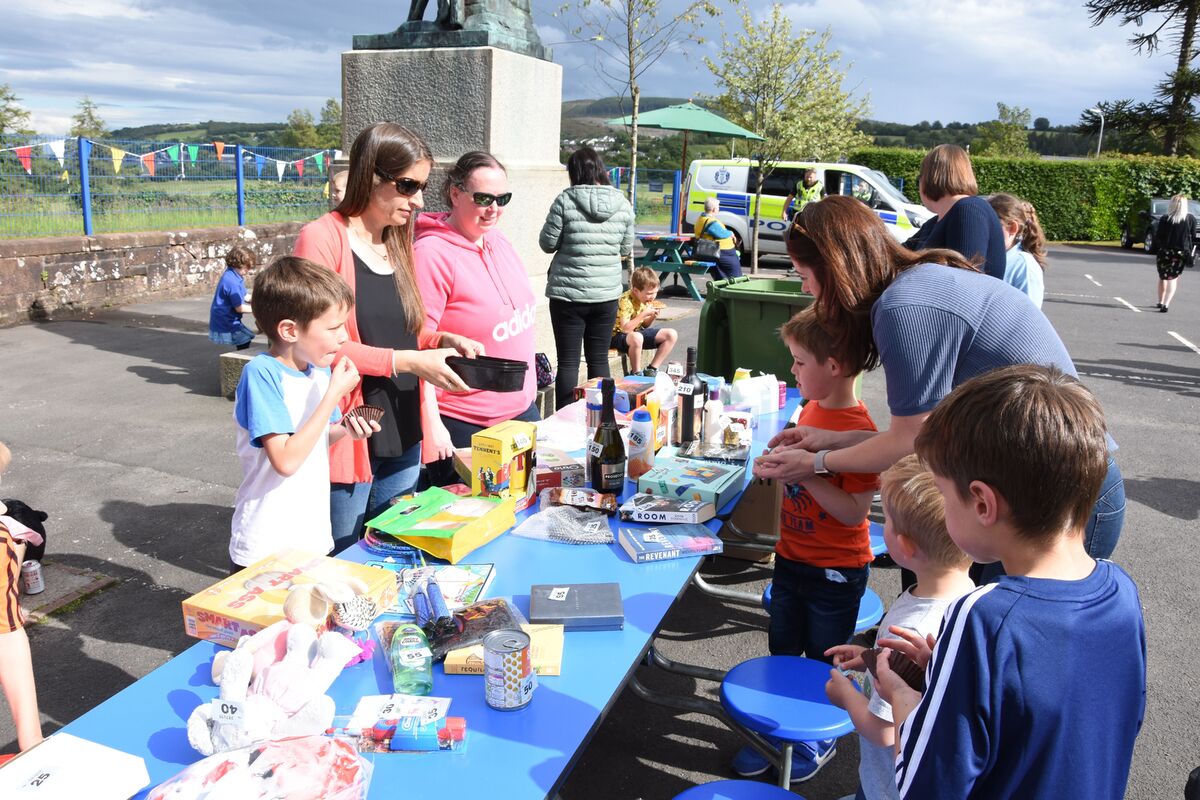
[904, 144, 1007, 279]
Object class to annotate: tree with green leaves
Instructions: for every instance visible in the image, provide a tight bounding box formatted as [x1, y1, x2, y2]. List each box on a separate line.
[566, 0, 718, 198]
[974, 103, 1034, 157]
[705, 2, 870, 270]
[69, 96, 108, 139]
[1086, 1, 1200, 155]
[0, 84, 33, 136]
[281, 108, 321, 149]
[317, 99, 341, 149]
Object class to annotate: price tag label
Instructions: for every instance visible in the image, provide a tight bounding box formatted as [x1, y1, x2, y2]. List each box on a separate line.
[629, 431, 645, 447]
[643, 531, 668, 544]
[514, 433, 532, 449]
[548, 587, 570, 601]
[587, 441, 602, 458]
[666, 363, 684, 378]
[212, 698, 245, 727]
[676, 383, 694, 396]
[397, 646, 433, 666]
[19, 769, 55, 790]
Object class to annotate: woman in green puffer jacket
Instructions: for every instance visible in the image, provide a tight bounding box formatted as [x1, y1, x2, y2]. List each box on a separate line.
[540, 147, 636, 408]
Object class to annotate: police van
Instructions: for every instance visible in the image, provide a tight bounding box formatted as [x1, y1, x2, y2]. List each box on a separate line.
[682, 159, 932, 259]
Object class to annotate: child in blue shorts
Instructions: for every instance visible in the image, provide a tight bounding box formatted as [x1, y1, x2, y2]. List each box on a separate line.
[209, 244, 256, 350]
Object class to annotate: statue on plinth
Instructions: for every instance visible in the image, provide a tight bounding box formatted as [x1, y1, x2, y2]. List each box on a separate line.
[355, 0, 550, 61]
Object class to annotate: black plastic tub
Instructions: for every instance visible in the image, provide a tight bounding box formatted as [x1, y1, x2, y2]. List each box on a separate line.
[447, 355, 528, 392]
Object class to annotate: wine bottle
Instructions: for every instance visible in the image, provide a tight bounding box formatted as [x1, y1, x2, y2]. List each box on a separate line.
[676, 347, 705, 444]
[588, 378, 626, 493]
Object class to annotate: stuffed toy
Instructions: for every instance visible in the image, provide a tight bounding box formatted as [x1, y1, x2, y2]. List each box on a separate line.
[187, 621, 360, 756]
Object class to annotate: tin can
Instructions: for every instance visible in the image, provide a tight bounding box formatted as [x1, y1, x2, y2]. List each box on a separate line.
[20, 560, 44, 595]
[483, 629, 534, 711]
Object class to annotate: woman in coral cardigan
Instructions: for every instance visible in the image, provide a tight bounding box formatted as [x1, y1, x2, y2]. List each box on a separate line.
[294, 122, 480, 551]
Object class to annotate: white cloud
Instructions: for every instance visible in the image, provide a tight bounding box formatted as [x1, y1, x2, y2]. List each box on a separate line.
[0, 0, 1185, 132]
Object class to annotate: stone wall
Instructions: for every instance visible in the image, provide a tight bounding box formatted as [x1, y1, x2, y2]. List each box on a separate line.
[0, 223, 303, 327]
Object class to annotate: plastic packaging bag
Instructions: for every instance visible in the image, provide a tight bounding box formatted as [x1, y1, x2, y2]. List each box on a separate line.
[511, 504, 614, 545]
[147, 735, 371, 800]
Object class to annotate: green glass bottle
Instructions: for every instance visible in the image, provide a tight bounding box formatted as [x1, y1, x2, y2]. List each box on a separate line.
[588, 378, 626, 493]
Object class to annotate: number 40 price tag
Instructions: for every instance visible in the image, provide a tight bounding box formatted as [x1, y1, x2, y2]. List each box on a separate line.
[212, 698, 245, 726]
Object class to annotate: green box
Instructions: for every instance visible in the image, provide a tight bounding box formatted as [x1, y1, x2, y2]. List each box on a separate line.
[698, 277, 814, 381]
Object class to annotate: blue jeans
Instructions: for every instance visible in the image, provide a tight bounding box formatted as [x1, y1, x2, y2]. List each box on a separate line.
[768, 557, 868, 662]
[329, 443, 422, 554]
[1085, 456, 1125, 560]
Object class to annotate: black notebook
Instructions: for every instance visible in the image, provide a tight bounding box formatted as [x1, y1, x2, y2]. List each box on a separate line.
[529, 582, 624, 631]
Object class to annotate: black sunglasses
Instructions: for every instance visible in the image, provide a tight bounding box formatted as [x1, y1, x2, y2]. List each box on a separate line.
[457, 185, 513, 207]
[374, 167, 427, 197]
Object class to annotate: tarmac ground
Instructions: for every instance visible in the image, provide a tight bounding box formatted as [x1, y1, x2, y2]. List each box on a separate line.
[0, 244, 1195, 799]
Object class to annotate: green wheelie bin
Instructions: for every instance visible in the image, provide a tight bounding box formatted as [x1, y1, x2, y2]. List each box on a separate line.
[697, 276, 814, 381]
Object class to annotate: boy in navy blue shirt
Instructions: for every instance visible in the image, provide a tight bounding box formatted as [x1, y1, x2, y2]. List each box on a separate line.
[209, 244, 256, 350]
[875, 364, 1145, 800]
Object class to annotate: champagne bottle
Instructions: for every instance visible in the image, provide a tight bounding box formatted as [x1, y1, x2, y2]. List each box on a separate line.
[676, 347, 704, 444]
[588, 378, 626, 493]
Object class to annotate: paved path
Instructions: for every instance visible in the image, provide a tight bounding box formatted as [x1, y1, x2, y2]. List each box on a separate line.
[0, 245, 1193, 799]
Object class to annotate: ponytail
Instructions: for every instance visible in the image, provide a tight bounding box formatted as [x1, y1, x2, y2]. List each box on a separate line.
[988, 193, 1047, 270]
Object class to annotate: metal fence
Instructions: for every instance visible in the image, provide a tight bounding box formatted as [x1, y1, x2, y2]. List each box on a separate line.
[611, 168, 683, 229]
[0, 135, 333, 240]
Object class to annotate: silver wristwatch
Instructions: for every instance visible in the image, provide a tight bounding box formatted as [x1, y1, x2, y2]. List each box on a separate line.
[814, 449, 834, 477]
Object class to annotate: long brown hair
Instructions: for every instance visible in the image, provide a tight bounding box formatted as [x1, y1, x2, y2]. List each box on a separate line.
[336, 122, 433, 334]
[988, 193, 1048, 270]
[786, 195, 976, 374]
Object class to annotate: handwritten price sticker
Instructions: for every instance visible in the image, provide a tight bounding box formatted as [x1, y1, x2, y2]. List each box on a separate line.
[548, 587, 570, 601]
[667, 363, 684, 378]
[514, 433, 532, 449]
[212, 698, 245, 727]
[587, 441, 602, 458]
[676, 383, 694, 396]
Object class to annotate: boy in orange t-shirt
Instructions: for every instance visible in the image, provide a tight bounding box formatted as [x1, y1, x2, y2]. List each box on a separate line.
[733, 307, 879, 781]
[771, 306, 878, 660]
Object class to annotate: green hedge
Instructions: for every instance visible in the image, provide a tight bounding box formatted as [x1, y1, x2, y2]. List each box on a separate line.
[848, 147, 1200, 241]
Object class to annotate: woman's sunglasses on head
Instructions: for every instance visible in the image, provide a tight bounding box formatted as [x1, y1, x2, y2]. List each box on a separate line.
[457, 184, 513, 207]
[374, 167, 427, 197]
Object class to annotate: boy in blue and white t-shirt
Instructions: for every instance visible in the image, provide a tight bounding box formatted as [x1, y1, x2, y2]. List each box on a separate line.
[875, 364, 1146, 800]
[209, 245, 257, 350]
[230, 257, 379, 572]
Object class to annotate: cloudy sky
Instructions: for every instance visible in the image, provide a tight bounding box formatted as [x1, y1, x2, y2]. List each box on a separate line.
[0, 0, 1179, 134]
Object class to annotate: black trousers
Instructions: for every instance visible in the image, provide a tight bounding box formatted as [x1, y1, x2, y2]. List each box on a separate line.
[548, 298, 620, 409]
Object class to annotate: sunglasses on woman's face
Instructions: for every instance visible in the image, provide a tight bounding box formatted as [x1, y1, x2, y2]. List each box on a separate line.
[374, 167, 427, 197]
[457, 185, 513, 207]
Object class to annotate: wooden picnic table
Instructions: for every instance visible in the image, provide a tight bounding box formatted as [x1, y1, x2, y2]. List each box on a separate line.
[634, 231, 716, 302]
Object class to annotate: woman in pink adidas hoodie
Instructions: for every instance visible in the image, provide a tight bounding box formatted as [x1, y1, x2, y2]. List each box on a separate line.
[414, 151, 538, 481]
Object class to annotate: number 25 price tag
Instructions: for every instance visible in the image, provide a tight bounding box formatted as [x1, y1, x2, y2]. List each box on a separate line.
[212, 698, 245, 727]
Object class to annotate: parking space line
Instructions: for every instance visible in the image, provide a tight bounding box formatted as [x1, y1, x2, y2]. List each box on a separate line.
[1113, 297, 1142, 313]
[1168, 331, 1200, 356]
[1046, 292, 1103, 299]
[1084, 274, 1103, 287]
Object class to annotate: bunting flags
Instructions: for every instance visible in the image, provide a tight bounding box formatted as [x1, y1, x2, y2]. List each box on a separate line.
[275, 160, 286, 181]
[213, 141, 225, 160]
[142, 152, 156, 177]
[187, 145, 198, 164]
[46, 139, 65, 168]
[61, 170, 69, 183]
[315, 151, 325, 174]
[295, 159, 305, 178]
[110, 147, 126, 174]
[14, 146, 32, 175]
[255, 154, 264, 176]
[167, 145, 180, 163]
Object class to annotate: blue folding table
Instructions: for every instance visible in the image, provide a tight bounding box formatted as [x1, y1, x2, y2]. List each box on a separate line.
[59, 395, 801, 799]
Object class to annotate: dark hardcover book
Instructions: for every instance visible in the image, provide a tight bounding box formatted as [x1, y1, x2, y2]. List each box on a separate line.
[677, 440, 752, 464]
[618, 524, 724, 563]
[529, 582, 624, 631]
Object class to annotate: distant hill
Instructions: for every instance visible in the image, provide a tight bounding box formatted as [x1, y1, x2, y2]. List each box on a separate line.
[109, 120, 288, 145]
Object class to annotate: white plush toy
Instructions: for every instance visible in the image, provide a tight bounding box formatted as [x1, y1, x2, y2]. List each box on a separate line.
[186, 622, 360, 756]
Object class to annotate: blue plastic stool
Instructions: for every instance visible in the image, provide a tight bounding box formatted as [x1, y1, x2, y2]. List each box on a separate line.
[761, 585, 885, 634]
[720, 656, 854, 788]
[869, 520, 887, 556]
[672, 779, 804, 799]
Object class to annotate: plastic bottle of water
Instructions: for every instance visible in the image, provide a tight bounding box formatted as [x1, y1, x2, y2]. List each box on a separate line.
[389, 623, 433, 695]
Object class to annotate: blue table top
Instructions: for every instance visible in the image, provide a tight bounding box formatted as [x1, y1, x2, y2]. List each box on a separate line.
[60, 394, 801, 799]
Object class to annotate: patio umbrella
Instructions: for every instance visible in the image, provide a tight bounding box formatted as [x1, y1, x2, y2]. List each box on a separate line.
[607, 102, 764, 227]
[606, 101, 764, 175]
